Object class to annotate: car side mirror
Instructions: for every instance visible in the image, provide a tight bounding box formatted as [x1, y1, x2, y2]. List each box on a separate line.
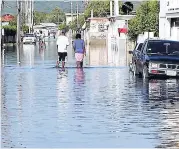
[128, 51, 133, 54]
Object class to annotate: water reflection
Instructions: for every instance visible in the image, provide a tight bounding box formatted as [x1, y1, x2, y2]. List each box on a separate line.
[2, 42, 179, 148]
[148, 79, 179, 100]
[74, 68, 85, 85]
[56, 69, 69, 128]
[73, 68, 85, 103]
[39, 44, 45, 61]
[56, 68, 68, 100]
[141, 79, 179, 148]
[21, 44, 35, 67]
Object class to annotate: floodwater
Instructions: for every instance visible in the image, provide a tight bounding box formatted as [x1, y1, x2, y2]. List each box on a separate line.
[1, 39, 179, 148]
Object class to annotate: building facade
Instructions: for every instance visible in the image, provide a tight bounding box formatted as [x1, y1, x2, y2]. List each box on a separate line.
[159, 0, 179, 41]
[65, 13, 77, 25]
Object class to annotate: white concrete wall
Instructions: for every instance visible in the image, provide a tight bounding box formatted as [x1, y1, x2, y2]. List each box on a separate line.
[159, 0, 179, 41]
[107, 19, 127, 66]
[166, 0, 179, 14]
[66, 16, 77, 25]
[171, 27, 179, 40]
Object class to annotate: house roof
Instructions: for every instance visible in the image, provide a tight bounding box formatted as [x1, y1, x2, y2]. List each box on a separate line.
[33, 25, 46, 29]
[1, 14, 15, 22]
[39, 23, 57, 27]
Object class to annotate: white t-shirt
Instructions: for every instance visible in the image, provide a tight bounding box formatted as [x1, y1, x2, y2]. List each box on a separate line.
[56, 35, 69, 52]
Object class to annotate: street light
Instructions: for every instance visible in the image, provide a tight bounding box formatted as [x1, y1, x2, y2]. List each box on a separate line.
[0, 0, 3, 66]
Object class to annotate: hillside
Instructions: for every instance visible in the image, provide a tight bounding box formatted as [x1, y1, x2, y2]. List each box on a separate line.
[2, 1, 85, 15]
[2, 1, 142, 15]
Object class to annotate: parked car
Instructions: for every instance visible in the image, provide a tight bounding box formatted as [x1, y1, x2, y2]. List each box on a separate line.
[129, 38, 179, 79]
[23, 33, 36, 45]
[129, 41, 144, 72]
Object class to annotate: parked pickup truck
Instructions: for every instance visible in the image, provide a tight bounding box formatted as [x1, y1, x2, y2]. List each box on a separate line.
[129, 38, 179, 79]
[129, 41, 144, 72]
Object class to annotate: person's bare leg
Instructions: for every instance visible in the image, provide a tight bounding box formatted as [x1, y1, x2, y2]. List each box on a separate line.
[62, 61, 65, 68]
[56, 61, 59, 67]
[78, 62, 81, 68]
[77, 61, 80, 68]
[80, 61, 83, 68]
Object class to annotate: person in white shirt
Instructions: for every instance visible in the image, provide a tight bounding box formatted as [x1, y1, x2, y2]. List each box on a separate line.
[56, 30, 69, 68]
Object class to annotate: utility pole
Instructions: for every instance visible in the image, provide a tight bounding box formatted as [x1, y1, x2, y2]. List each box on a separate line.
[76, 2, 79, 26]
[0, 0, 3, 66]
[71, 1, 73, 22]
[110, 0, 113, 17]
[17, 0, 21, 64]
[147, 1, 149, 39]
[114, 0, 119, 16]
[71, 1, 73, 35]
[29, 0, 31, 33]
[31, 0, 34, 32]
[126, 11, 129, 66]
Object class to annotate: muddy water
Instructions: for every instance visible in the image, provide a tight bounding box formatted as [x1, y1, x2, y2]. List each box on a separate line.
[1, 40, 179, 148]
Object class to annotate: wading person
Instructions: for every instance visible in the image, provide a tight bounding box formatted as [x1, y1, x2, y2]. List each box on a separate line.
[39, 30, 45, 48]
[56, 30, 69, 68]
[73, 34, 86, 68]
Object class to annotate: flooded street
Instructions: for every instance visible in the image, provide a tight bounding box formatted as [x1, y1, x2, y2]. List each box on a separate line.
[1, 39, 179, 148]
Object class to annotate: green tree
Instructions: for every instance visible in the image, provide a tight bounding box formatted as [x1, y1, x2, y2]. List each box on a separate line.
[3, 17, 29, 36]
[84, 1, 110, 19]
[69, 0, 124, 30]
[58, 23, 69, 32]
[47, 7, 66, 24]
[128, 0, 159, 41]
[34, 11, 47, 24]
[34, 7, 66, 24]
[69, 1, 110, 30]
[128, 17, 140, 41]
[69, 15, 85, 31]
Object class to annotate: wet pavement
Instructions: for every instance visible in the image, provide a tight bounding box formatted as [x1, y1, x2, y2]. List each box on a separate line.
[1, 39, 179, 148]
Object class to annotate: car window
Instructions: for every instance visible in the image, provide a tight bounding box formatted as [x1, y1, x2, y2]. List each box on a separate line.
[136, 43, 143, 51]
[141, 41, 147, 54]
[133, 44, 138, 51]
[147, 40, 179, 54]
[25, 34, 34, 37]
[143, 41, 148, 54]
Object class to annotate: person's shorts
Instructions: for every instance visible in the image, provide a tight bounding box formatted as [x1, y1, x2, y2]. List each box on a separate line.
[58, 52, 67, 62]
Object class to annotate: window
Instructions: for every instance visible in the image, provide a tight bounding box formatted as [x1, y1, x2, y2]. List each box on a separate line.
[137, 43, 143, 51]
[171, 18, 179, 27]
[141, 41, 148, 54]
[25, 34, 34, 37]
[140, 41, 147, 54]
[134, 43, 143, 51]
[147, 40, 179, 54]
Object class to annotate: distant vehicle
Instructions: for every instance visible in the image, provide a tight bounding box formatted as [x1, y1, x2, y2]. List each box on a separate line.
[36, 32, 40, 38]
[23, 33, 36, 45]
[50, 30, 56, 38]
[129, 38, 179, 79]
